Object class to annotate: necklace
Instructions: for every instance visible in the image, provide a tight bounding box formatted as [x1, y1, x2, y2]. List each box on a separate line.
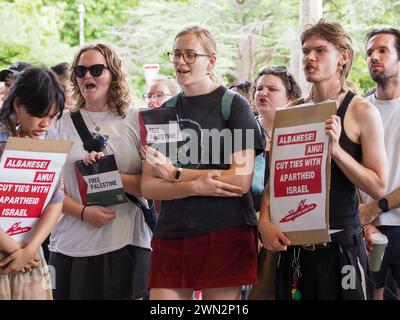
[265, 129, 271, 140]
[310, 89, 346, 104]
[84, 109, 109, 132]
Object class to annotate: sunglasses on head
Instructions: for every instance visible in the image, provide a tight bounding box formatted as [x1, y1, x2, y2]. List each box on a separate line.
[271, 65, 288, 73]
[74, 64, 108, 78]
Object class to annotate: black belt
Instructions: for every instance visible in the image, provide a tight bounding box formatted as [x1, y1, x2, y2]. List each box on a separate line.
[302, 243, 334, 251]
[302, 228, 362, 251]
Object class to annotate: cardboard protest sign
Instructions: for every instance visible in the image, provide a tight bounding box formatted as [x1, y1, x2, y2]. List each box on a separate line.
[0, 137, 72, 243]
[75, 154, 127, 206]
[269, 102, 337, 245]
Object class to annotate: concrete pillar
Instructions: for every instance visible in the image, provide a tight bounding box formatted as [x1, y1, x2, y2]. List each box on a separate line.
[291, 0, 323, 97]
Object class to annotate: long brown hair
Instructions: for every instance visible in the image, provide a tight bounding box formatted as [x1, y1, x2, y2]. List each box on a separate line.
[70, 42, 131, 116]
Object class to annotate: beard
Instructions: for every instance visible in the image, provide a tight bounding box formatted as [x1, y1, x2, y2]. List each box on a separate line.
[370, 70, 398, 87]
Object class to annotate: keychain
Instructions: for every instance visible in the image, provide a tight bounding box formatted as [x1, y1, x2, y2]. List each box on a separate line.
[291, 248, 302, 300]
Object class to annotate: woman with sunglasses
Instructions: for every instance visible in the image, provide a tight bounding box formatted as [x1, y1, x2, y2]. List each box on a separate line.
[144, 76, 179, 109]
[0, 67, 65, 299]
[141, 25, 264, 300]
[48, 43, 152, 300]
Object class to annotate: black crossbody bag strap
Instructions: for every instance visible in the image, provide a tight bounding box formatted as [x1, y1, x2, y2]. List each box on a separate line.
[70, 111, 102, 152]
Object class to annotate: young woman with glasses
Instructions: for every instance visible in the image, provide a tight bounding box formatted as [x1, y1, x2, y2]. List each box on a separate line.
[144, 76, 179, 109]
[141, 25, 264, 300]
[48, 43, 152, 300]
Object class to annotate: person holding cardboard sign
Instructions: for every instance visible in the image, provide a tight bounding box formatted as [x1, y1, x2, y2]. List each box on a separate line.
[48, 43, 152, 300]
[0, 67, 65, 300]
[258, 19, 388, 300]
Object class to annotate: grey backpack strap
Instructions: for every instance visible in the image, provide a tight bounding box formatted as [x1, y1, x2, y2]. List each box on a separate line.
[165, 93, 182, 108]
[221, 89, 236, 121]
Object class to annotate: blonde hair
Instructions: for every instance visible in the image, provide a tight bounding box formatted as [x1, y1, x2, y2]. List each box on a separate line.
[301, 19, 354, 91]
[70, 42, 131, 116]
[174, 25, 218, 83]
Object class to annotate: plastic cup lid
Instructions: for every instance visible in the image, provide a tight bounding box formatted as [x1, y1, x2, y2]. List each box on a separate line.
[371, 233, 388, 245]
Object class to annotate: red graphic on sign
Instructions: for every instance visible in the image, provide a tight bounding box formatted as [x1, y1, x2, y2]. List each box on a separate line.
[274, 156, 322, 197]
[33, 171, 55, 183]
[279, 199, 317, 223]
[277, 131, 316, 146]
[5, 222, 32, 236]
[305, 142, 324, 156]
[4, 157, 50, 170]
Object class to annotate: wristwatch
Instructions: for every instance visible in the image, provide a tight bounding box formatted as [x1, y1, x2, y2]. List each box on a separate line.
[377, 197, 389, 213]
[174, 167, 182, 182]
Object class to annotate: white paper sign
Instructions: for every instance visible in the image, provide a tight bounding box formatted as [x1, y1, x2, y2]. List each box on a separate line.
[145, 122, 183, 144]
[0, 139, 71, 243]
[270, 122, 329, 233]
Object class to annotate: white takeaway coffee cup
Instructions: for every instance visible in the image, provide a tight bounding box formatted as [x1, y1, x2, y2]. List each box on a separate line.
[369, 233, 388, 272]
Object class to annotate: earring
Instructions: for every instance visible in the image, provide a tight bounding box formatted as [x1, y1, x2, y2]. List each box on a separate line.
[15, 121, 23, 137]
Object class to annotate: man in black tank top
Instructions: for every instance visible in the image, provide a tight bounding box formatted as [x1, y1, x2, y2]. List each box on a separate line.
[258, 19, 388, 300]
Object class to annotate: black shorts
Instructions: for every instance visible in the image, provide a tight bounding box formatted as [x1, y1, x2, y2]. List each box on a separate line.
[49, 245, 151, 300]
[276, 229, 369, 300]
[371, 226, 400, 289]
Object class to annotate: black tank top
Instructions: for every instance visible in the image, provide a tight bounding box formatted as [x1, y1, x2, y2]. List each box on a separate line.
[329, 91, 362, 229]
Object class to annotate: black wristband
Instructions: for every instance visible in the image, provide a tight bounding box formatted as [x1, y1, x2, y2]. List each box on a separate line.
[80, 205, 87, 221]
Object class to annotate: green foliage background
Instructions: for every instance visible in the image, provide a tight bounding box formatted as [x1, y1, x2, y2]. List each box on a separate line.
[0, 0, 399, 99]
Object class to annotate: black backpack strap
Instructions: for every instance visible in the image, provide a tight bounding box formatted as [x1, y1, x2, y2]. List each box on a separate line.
[255, 117, 267, 152]
[70, 110, 102, 152]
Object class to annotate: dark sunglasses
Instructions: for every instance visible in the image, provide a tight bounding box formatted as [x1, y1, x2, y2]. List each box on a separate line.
[74, 64, 108, 78]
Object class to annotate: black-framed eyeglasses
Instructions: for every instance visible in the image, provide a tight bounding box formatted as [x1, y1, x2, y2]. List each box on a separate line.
[167, 51, 211, 64]
[74, 64, 109, 78]
[143, 91, 172, 100]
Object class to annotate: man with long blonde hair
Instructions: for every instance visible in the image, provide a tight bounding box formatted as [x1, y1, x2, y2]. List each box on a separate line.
[258, 19, 388, 300]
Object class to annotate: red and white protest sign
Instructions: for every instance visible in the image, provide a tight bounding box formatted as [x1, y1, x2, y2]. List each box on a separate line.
[0, 137, 72, 243]
[269, 102, 336, 245]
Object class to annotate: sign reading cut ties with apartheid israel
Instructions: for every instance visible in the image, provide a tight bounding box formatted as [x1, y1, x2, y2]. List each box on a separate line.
[269, 102, 337, 245]
[0, 137, 73, 243]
